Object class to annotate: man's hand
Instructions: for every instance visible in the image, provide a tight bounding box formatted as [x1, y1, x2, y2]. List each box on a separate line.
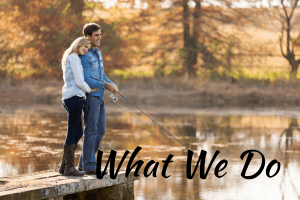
[113, 85, 119, 94]
[105, 82, 118, 94]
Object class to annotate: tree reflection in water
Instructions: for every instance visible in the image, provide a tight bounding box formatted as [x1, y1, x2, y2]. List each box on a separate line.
[278, 117, 300, 199]
[1, 113, 300, 199]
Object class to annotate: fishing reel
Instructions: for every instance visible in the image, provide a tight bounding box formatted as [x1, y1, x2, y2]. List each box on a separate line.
[110, 93, 118, 102]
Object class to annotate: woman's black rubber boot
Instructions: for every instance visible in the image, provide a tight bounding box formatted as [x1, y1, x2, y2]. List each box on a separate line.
[58, 144, 77, 174]
[63, 144, 85, 176]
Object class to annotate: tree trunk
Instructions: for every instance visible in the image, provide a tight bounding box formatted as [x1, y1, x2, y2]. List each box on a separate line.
[70, 0, 84, 16]
[182, 0, 201, 77]
[289, 59, 299, 79]
[186, 0, 201, 77]
[183, 0, 189, 49]
[186, 38, 197, 77]
[199, 42, 218, 69]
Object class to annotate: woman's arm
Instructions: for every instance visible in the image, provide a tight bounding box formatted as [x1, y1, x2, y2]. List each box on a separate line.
[69, 54, 92, 93]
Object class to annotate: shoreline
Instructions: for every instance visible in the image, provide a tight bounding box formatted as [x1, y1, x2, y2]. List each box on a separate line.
[1, 103, 300, 117]
[1, 78, 300, 117]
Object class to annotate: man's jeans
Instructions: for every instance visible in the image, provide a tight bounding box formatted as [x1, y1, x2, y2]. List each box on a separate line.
[78, 94, 105, 171]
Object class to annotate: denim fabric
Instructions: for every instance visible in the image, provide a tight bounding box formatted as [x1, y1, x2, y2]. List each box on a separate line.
[78, 94, 106, 171]
[62, 96, 84, 145]
[80, 48, 115, 100]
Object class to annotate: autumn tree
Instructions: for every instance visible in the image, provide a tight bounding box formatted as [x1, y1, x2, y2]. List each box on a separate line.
[269, 0, 300, 79]
[177, 0, 256, 77]
[0, 0, 86, 78]
[0, 0, 264, 79]
[101, 0, 254, 77]
[0, 0, 134, 79]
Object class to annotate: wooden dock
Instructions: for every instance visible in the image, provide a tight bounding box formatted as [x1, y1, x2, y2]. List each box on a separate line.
[0, 170, 139, 200]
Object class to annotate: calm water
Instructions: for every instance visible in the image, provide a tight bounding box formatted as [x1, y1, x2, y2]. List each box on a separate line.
[0, 111, 300, 200]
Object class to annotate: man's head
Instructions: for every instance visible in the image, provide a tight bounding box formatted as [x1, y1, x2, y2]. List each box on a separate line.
[82, 23, 102, 47]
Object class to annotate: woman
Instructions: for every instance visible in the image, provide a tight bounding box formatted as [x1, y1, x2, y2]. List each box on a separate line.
[59, 37, 98, 176]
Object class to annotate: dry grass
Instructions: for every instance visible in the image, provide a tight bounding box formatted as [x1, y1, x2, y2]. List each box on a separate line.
[1, 76, 300, 115]
[0, 78, 63, 114]
[115, 77, 300, 108]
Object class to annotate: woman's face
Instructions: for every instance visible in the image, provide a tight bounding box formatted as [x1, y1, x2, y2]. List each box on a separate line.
[77, 43, 91, 55]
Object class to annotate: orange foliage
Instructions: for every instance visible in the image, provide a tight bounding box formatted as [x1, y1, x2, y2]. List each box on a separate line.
[1, 0, 84, 78]
[0, 0, 276, 79]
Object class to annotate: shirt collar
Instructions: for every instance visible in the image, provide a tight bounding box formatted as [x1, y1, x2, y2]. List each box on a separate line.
[90, 47, 99, 54]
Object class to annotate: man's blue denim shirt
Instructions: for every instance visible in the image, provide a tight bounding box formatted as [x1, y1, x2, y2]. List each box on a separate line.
[80, 47, 115, 100]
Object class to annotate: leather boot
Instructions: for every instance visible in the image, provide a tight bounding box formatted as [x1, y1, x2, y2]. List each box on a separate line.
[59, 144, 77, 174]
[63, 144, 85, 176]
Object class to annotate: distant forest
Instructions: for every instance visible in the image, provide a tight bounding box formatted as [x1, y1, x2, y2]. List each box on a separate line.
[2, 0, 300, 81]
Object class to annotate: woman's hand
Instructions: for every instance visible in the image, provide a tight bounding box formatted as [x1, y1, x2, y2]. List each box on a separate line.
[90, 88, 99, 92]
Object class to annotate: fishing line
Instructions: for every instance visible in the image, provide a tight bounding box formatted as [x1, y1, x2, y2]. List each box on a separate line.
[110, 92, 231, 183]
[113, 99, 188, 148]
[115, 92, 190, 150]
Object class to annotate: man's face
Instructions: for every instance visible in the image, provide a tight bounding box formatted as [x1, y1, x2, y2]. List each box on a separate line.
[87, 29, 101, 47]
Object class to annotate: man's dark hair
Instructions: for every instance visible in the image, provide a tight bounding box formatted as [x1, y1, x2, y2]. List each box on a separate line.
[82, 23, 101, 37]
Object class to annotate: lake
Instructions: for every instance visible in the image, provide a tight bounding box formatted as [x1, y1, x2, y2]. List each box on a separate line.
[0, 110, 300, 199]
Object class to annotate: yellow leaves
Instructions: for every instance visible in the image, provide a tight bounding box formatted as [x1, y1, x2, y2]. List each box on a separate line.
[62, 3, 71, 15]
[111, 65, 154, 79]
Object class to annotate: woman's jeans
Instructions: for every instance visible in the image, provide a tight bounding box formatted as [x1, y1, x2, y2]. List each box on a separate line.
[63, 96, 84, 145]
[78, 95, 106, 172]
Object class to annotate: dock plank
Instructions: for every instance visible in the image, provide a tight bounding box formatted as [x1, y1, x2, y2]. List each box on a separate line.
[0, 170, 139, 200]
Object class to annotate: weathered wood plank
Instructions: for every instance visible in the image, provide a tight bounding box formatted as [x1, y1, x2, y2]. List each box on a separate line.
[0, 170, 139, 200]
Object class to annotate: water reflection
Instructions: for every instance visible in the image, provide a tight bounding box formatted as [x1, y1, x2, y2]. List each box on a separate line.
[278, 118, 300, 150]
[276, 118, 300, 199]
[0, 112, 300, 199]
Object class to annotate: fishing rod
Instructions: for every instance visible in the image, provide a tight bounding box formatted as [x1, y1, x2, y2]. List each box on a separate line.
[111, 92, 190, 151]
[110, 91, 231, 183]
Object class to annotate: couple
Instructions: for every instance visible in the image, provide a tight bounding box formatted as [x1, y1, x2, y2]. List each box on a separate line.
[59, 23, 118, 176]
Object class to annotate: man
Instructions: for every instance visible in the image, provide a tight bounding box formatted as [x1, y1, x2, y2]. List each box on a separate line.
[78, 23, 118, 175]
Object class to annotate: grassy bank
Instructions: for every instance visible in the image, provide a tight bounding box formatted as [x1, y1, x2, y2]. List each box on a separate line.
[1, 77, 300, 115]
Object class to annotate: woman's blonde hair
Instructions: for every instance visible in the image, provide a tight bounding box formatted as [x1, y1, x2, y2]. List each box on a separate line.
[61, 36, 92, 70]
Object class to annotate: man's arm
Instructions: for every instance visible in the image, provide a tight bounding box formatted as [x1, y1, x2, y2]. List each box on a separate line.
[81, 53, 105, 89]
[103, 73, 115, 86]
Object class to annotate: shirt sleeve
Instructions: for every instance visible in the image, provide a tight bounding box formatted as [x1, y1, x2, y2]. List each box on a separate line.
[103, 73, 115, 86]
[80, 53, 106, 89]
[69, 54, 91, 93]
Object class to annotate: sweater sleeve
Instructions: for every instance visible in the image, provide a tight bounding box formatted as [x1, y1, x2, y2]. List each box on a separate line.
[69, 54, 91, 93]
